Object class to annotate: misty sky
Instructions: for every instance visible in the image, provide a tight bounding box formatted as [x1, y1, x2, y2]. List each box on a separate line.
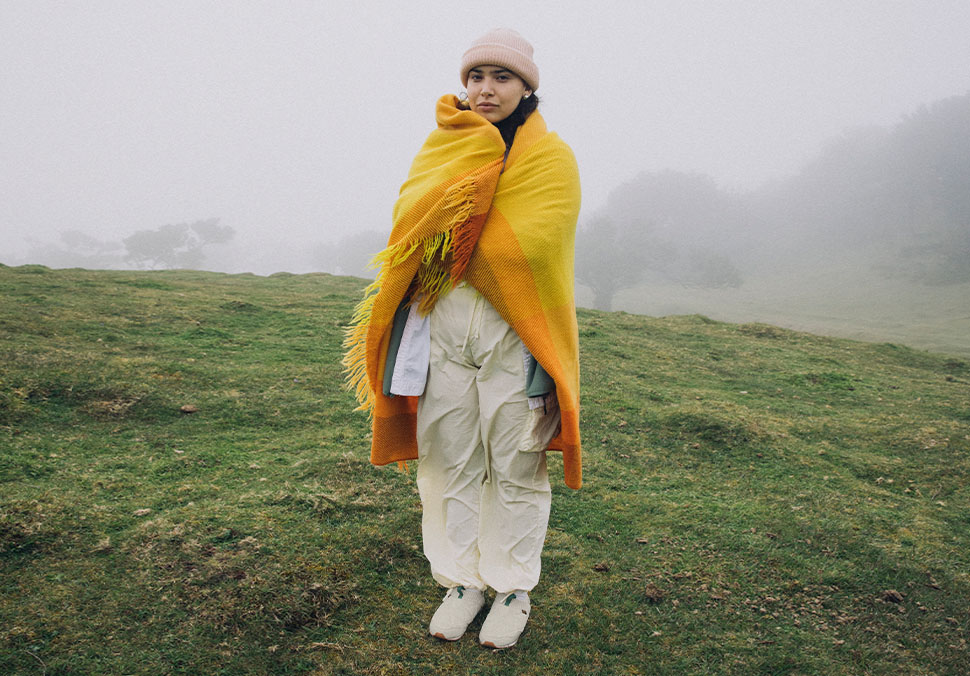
[2, 0, 969, 273]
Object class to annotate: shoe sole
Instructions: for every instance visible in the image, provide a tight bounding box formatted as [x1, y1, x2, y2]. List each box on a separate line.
[431, 631, 463, 641]
[480, 640, 516, 649]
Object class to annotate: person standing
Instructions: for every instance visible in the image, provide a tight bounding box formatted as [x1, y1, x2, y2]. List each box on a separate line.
[344, 28, 582, 649]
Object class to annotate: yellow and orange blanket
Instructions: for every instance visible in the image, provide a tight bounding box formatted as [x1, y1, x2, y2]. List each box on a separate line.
[343, 95, 583, 489]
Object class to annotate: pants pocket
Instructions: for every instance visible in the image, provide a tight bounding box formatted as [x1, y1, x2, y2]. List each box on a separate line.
[518, 389, 562, 452]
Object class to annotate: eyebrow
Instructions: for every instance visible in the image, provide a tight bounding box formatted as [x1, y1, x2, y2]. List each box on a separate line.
[470, 67, 512, 74]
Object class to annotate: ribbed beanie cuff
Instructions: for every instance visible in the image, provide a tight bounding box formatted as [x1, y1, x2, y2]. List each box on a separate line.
[460, 28, 539, 91]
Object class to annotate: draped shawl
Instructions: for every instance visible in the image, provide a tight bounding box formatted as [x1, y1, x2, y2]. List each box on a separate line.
[343, 94, 583, 489]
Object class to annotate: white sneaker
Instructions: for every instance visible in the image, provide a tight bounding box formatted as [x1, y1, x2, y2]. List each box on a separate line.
[479, 591, 530, 649]
[428, 586, 486, 641]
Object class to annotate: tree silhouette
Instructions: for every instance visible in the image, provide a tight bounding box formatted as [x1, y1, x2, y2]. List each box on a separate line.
[575, 171, 744, 311]
[750, 90, 970, 283]
[575, 214, 672, 311]
[312, 230, 387, 278]
[24, 230, 124, 269]
[124, 218, 233, 270]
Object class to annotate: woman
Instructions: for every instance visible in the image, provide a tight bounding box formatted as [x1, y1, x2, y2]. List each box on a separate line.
[344, 28, 582, 649]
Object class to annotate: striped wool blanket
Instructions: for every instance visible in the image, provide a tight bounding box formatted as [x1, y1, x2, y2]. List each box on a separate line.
[343, 94, 583, 488]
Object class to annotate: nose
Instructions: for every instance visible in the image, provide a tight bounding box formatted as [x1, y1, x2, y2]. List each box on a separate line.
[479, 78, 494, 96]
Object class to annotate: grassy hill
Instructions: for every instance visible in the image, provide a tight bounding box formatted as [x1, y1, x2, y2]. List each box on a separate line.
[2, 264, 969, 675]
[590, 263, 970, 360]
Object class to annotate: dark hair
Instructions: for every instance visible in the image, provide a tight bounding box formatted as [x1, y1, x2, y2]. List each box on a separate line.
[495, 93, 539, 149]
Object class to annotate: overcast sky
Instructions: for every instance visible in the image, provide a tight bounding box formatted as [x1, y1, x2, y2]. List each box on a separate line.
[2, 0, 969, 272]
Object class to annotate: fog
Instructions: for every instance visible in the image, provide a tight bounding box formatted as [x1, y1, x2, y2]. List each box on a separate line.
[3, 0, 970, 350]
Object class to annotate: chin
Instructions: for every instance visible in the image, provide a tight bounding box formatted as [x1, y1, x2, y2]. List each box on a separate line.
[472, 107, 502, 122]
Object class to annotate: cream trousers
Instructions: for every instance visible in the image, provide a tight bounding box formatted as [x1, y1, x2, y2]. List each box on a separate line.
[416, 283, 556, 594]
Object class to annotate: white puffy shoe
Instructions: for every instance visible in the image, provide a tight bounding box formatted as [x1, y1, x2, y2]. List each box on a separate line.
[428, 586, 486, 641]
[479, 591, 530, 649]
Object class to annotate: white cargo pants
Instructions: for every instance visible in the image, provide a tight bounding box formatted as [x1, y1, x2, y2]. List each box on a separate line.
[416, 283, 556, 594]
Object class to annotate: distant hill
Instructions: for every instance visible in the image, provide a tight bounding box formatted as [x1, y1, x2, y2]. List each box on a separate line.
[578, 92, 970, 357]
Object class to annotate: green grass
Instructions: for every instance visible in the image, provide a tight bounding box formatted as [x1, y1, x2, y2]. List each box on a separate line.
[598, 261, 970, 359]
[2, 264, 969, 675]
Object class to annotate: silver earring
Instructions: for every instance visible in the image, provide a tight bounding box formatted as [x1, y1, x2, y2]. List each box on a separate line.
[458, 91, 468, 102]
[523, 93, 531, 99]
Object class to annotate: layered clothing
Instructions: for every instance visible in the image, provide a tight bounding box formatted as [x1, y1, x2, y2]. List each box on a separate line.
[343, 94, 583, 489]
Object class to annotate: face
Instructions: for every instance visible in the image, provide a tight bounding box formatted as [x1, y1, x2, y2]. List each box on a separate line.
[466, 66, 531, 123]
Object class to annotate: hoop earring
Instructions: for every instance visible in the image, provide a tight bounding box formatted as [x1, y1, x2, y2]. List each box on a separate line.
[458, 91, 468, 102]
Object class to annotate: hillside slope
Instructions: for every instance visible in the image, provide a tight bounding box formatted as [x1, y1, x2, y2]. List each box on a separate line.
[2, 265, 968, 675]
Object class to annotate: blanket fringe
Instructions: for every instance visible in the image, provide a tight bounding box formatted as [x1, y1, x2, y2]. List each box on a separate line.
[444, 175, 478, 231]
[342, 275, 380, 412]
[342, 171, 485, 408]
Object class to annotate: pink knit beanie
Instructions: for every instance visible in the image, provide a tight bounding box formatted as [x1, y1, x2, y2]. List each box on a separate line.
[460, 28, 539, 91]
